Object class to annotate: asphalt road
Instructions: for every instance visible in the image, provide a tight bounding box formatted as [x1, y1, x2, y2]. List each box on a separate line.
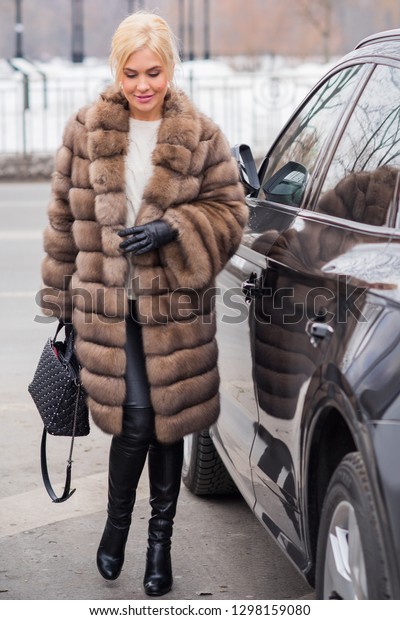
[0, 181, 314, 601]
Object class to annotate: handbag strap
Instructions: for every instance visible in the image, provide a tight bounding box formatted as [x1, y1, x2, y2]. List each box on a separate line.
[40, 382, 81, 503]
[54, 319, 75, 364]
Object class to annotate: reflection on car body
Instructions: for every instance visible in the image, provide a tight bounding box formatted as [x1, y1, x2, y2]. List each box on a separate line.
[182, 29, 400, 600]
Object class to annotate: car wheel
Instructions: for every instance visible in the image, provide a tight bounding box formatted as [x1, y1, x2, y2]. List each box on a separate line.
[182, 430, 237, 495]
[316, 452, 390, 599]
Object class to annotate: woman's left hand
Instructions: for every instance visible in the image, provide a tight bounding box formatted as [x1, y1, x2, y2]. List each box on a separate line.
[118, 220, 177, 255]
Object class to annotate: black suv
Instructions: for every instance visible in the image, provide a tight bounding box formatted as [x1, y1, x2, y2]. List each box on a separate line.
[182, 30, 400, 600]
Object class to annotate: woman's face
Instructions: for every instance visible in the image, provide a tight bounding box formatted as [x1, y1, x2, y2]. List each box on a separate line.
[120, 47, 169, 121]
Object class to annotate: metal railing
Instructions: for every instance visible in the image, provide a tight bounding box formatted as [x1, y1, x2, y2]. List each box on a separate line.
[0, 60, 326, 159]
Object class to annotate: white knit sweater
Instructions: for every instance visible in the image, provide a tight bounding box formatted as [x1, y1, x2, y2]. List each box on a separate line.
[125, 117, 161, 298]
[125, 117, 161, 225]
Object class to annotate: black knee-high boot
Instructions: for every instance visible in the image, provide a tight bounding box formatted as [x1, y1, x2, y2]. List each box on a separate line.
[97, 407, 153, 581]
[143, 438, 184, 596]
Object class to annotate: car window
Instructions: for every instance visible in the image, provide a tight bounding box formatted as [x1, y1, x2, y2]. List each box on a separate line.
[258, 65, 365, 209]
[315, 64, 400, 227]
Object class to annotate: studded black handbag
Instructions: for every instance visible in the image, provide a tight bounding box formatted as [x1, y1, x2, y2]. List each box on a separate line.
[28, 319, 90, 502]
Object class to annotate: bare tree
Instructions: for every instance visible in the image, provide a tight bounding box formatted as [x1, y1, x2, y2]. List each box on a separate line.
[298, 0, 334, 61]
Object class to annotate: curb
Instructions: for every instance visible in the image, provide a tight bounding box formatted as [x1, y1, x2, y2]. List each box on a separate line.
[0, 154, 54, 181]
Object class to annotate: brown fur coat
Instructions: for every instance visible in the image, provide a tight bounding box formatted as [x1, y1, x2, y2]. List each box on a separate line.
[40, 86, 247, 443]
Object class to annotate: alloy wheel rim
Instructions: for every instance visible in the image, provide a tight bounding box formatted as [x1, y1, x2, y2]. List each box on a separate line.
[182, 433, 193, 477]
[323, 500, 368, 599]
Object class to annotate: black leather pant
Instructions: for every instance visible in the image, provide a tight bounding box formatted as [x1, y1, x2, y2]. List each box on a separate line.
[124, 300, 152, 409]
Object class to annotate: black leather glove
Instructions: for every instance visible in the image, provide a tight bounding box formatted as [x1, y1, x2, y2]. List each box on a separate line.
[118, 220, 177, 255]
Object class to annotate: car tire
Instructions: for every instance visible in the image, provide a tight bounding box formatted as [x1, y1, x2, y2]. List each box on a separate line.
[182, 430, 237, 495]
[315, 451, 390, 600]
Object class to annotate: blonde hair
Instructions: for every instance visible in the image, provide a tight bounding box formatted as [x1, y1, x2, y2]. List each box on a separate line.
[109, 11, 180, 84]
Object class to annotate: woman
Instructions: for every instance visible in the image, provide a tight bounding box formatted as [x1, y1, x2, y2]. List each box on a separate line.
[40, 11, 247, 596]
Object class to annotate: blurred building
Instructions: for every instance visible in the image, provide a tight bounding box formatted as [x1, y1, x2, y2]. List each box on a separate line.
[1, 0, 400, 62]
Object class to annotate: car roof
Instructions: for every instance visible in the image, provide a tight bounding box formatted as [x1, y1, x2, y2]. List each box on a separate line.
[333, 29, 400, 68]
[355, 29, 400, 49]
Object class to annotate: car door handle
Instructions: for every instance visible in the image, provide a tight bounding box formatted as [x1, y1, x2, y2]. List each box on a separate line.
[242, 272, 262, 303]
[306, 320, 334, 347]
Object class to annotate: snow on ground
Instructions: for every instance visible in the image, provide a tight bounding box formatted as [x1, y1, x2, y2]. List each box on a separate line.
[0, 57, 330, 158]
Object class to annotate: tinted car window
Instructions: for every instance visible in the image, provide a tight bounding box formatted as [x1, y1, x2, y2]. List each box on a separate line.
[258, 65, 364, 209]
[316, 64, 400, 226]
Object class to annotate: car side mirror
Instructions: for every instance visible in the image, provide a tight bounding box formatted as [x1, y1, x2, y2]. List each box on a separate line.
[231, 144, 261, 195]
[263, 161, 308, 207]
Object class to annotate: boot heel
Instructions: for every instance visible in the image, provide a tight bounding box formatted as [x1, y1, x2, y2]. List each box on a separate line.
[143, 544, 173, 596]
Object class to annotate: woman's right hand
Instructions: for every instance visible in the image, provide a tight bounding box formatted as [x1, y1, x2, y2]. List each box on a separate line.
[118, 220, 177, 255]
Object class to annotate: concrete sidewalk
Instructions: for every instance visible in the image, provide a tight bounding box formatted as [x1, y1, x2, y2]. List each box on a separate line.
[1, 405, 313, 601]
[0, 432, 265, 601]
